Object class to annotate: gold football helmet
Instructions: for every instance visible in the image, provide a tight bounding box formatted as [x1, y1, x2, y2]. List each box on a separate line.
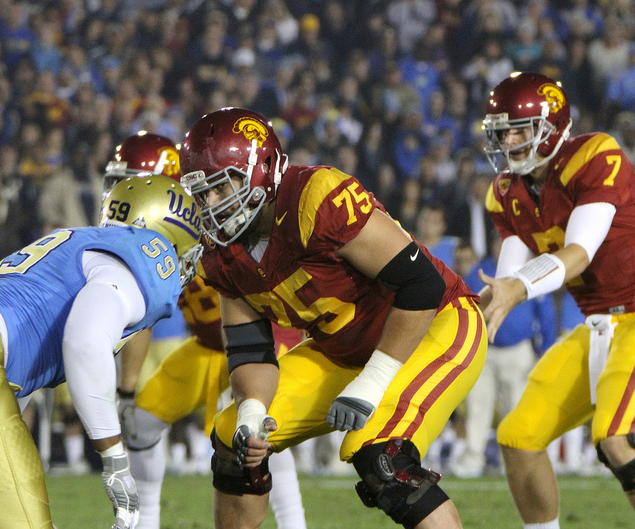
[100, 174, 203, 287]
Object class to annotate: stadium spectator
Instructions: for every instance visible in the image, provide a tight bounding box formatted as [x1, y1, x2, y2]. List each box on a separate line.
[398, 35, 442, 118]
[587, 17, 631, 99]
[414, 203, 459, 269]
[386, 0, 436, 55]
[606, 45, 635, 120]
[557, 0, 604, 41]
[446, 172, 496, 260]
[610, 111, 635, 164]
[462, 36, 515, 110]
[0, 1, 36, 71]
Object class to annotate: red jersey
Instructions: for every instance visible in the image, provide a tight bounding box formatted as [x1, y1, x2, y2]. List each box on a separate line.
[179, 275, 224, 350]
[179, 274, 303, 353]
[486, 132, 635, 316]
[201, 165, 474, 367]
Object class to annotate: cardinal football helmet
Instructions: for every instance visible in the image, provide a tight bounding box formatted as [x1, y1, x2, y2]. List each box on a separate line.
[100, 174, 203, 287]
[103, 132, 182, 197]
[483, 72, 572, 175]
[180, 107, 288, 246]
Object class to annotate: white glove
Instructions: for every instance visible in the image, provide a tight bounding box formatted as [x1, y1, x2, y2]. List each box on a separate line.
[100, 442, 139, 529]
[116, 388, 137, 445]
[327, 350, 402, 431]
[233, 399, 277, 466]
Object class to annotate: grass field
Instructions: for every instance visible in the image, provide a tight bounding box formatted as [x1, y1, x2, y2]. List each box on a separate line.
[46, 472, 634, 528]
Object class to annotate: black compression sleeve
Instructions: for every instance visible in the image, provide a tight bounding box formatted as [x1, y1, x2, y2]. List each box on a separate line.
[376, 241, 446, 311]
[224, 319, 278, 373]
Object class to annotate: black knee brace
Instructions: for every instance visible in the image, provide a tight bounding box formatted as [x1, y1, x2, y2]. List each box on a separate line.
[210, 429, 272, 496]
[352, 439, 448, 529]
[597, 433, 635, 492]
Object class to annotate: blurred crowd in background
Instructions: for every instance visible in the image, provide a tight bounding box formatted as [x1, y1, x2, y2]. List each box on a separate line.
[2, 0, 634, 478]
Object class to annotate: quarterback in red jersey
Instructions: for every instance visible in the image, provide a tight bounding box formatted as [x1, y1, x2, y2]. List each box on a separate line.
[180, 107, 487, 529]
[480, 72, 635, 528]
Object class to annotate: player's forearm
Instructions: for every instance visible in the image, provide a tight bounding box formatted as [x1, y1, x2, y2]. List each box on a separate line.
[375, 307, 437, 364]
[63, 282, 129, 440]
[229, 362, 280, 410]
[118, 328, 152, 393]
[553, 243, 589, 283]
[511, 243, 588, 303]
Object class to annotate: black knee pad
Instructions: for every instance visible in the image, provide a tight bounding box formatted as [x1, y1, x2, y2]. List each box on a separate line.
[352, 439, 448, 528]
[210, 428, 272, 496]
[613, 459, 635, 492]
[597, 436, 635, 492]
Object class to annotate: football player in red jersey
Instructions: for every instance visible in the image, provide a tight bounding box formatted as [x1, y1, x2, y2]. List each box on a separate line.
[480, 72, 635, 528]
[105, 132, 307, 529]
[180, 107, 488, 529]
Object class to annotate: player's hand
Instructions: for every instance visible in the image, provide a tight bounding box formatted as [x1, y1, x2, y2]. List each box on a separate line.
[101, 451, 139, 529]
[478, 269, 527, 342]
[233, 399, 277, 468]
[327, 396, 375, 431]
[327, 350, 402, 431]
[116, 388, 137, 445]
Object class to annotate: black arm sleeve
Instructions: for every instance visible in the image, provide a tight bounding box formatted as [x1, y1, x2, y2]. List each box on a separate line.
[376, 241, 446, 311]
[224, 319, 278, 373]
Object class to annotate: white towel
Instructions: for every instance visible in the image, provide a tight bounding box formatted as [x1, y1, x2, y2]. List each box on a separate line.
[585, 314, 617, 405]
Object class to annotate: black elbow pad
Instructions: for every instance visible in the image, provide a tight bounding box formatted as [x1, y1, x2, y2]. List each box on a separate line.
[376, 242, 446, 311]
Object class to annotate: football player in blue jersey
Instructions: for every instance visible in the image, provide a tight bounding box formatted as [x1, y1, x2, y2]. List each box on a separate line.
[0, 174, 202, 529]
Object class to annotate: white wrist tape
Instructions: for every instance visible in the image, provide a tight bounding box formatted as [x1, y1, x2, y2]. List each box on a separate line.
[99, 441, 125, 458]
[339, 350, 403, 409]
[236, 398, 270, 440]
[513, 253, 566, 299]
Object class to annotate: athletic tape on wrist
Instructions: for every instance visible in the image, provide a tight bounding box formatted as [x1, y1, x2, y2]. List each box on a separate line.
[236, 398, 269, 440]
[513, 253, 566, 299]
[339, 350, 403, 408]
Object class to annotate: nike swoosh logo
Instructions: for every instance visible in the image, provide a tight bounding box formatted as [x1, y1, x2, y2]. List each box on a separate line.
[275, 212, 287, 226]
[410, 248, 419, 261]
[591, 320, 601, 327]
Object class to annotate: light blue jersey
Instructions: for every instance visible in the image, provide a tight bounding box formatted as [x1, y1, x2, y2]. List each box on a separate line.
[0, 226, 181, 397]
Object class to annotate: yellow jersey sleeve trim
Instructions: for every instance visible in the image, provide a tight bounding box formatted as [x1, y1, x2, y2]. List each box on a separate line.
[485, 182, 504, 213]
[196, 260, 207, 279]
[298, 167, 351, 248]
[559, 133, 620, 187]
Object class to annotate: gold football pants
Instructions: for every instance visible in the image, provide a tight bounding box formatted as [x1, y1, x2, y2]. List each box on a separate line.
[215, 297, 487, 462]
[498, 313, 635, 450]
[136, 337, 229, 435]
[0, 344, 53, 528]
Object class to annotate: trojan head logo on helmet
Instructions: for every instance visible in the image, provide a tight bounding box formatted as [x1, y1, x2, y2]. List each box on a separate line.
[179, 107, 289, 246]
[100, 174, 203, 287]
[482, 72, 572, 175]
[103, 132, 182, 198]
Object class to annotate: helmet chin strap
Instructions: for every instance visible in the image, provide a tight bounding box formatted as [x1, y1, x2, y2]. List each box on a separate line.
[509, 118, 572, 175]
[224, 212, 248, 237]
[246, 139, 258, 180]
[273, 151, 288, 194]
[247, 141, 288, 196]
